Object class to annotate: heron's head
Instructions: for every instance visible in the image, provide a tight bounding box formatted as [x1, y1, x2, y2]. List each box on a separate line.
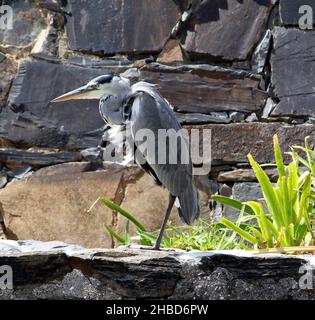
[51, 73, 116, 103]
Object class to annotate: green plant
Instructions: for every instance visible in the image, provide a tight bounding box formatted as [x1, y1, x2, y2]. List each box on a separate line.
[213, 135, 315, 249]
[91, 198, 244, 250]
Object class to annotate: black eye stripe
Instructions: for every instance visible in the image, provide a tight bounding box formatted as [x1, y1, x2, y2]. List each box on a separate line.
[96, 74, 113, 84]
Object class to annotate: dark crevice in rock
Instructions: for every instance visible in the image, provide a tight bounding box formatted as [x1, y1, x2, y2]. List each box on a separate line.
[0, 204, 6, 239]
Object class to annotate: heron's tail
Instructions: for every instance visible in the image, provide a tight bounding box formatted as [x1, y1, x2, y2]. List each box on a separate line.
[176, 182, 200, 225]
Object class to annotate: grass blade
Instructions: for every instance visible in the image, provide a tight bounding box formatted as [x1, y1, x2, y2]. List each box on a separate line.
[99, 198, 146, 232]
[104, 224, 126, 244]
[220, 218, 258, 244]
[212, 195, 254, 215]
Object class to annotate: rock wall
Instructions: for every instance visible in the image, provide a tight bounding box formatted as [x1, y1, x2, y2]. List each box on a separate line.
[0, 241, 315, 300]
[0, 0, 314, 247]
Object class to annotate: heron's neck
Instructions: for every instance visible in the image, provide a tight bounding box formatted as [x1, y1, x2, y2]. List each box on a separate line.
[112, 77, 132, 101]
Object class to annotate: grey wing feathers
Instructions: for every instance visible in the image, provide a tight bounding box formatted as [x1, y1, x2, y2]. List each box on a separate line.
[129, 86, 200, 224]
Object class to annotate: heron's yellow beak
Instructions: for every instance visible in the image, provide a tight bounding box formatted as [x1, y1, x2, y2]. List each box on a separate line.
[51, 85, 101, 103]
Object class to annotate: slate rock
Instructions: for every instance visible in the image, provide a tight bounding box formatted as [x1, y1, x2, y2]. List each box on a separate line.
[271, 28, 315, 117]
[173, 0, 191, 12]
[31, 16, 59, 62]
[224, 182, 264, 221]
[218, 169, 278, 183]
[68, 56, 132, 70]
[0, 60, 110, 150]
[291, 118, 306, 125]
[251, 29, 272, 74]
[64, 0, 180, 54]
[0, 148, 82, 168]
[175, 112, 230, 124]
[141, 63, 267, 113]
[280, 0, 315, 27]
[0, 162, 189, 248]
[180, 0, 271, 61]
[0, 162, 127, 248]
[157, 40, 185, 65]
[7, 166, 32, 180]
[0, 56, 17, 110]
[262, 98, 277, 119]
[0, 175, 7, 189]
[245, 113, 259, 122]
[0, 243, 314, 300]
[0, 0, 47, 47]
[230, 112, 245, 123]
[219, 184, 232, 197]
[0, 52, 5, 63]
[0, 240, 83, 254]
[188, 123, 315, 165]
[80, 147, 102, 162]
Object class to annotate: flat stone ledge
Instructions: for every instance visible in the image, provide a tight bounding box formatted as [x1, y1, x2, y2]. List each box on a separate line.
[0, 241, 314, 300]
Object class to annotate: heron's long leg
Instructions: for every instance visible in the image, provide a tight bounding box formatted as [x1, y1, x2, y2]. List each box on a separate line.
[153, 194, 176, 250]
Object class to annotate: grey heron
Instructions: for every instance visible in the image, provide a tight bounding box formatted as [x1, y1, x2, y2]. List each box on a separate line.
[51, 71, 200, 250]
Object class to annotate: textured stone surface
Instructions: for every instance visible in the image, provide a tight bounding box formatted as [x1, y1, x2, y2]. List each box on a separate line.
[0, 148, 82, 168]
[245, 113, 259, 122]
[271, 28, 315, 117]
[0, 162, 127, 248]
[157, 40, 184, 64]
[218, 169, 278, 183]
[223, 182, 264, 221]
[0, 60, 108, 150]
[180, 0, 271, 60]
[175, 112, 230, 124]
[230, 112, 245, 123]
[65, 0, 180, 54]
[0, 162, 209, 248]
[252, 30, 272, 74]
[31, 15, 60, 62]
[232, 183, 264, 202]
[189, 123, 315, 164]
[0, 242, 314, 300]
[141, 64, 267, 113]
[0, 56, 17, 110]
[0, 0, 47, 47]
[280, 0, 315, 26]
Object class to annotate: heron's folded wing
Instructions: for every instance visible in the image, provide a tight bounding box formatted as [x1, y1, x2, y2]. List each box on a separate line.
[129, 91, 193, 196]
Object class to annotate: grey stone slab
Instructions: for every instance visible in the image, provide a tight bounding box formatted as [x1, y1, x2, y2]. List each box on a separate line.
[280, 0, 315, 27]
[252, 29, 272, 74]
[0, 0, 47, 47]
[141, 63, 267, 113]
[218, 169, 278, 183]
[175, 112, 230, 124]
[0, 148, 82, 168]
[271, 28, 315, 117]
[0, 242, 314, 300]
[64, 0, 180, 54]
[180, 0, 271, 61]
[188, 123, 315, 165]
[0, 60, 110, 150]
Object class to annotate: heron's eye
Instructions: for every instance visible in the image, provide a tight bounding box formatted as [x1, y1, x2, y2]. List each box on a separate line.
[89, 84, 98, 90]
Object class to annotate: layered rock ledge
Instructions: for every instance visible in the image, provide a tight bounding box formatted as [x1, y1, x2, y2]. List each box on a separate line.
[0, 241, 314, 300]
